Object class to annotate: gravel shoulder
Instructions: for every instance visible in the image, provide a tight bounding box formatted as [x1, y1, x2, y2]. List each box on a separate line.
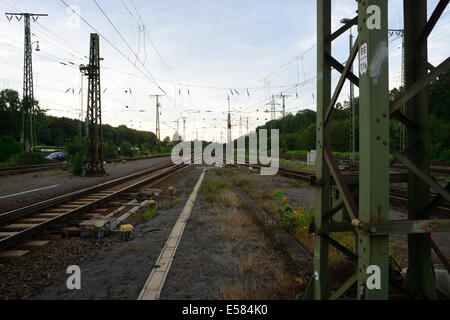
[27, 166, 200, 300]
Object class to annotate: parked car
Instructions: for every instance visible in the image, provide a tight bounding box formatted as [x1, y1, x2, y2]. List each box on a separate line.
[45, 152, 66, 161]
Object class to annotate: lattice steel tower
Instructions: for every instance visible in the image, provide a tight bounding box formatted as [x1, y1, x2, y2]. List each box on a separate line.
[80, 33, 105, 176]
[5, 12, 47, 152]
[306, 0, 450, 300]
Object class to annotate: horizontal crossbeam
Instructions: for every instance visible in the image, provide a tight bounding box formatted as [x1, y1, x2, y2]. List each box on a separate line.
[362, 219, 450, 235]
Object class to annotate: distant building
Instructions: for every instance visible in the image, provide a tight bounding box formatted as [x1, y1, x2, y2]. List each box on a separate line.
[173, 131, 182, 142]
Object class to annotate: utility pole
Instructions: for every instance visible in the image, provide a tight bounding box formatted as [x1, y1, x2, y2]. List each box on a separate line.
[278, 93, 290, 151]
[79, 73, 84, 142]
[80, 33, 105, 176]
[246, 117, 249, 135]
[265, 95, 280, 121]
[239, 115, 242, 137]
[150, 94, 164, 142]
[349, 28, 355, 169]
[6, 12, 47, 152]
[341, 18, 356, 170]
[227, 95, 232, 144]
[386, 29, 406, 149]
[181, 117, 187, 141]
[279, 93, 290, 117]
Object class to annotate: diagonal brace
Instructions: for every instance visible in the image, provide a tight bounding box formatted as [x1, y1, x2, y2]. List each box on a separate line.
[416, 0, 449, 47]
[324, 143, 359, 222]
[329, 273, 357, 300]
[390, 57, 450, 114]
[326, 53, 359, 87]
[328, 16, 358, 42]
[324, 36, 359, 125]
[390, 148, 450, 202]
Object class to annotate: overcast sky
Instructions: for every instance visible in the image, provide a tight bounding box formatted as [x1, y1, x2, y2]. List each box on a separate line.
[0, 0, 449, 142]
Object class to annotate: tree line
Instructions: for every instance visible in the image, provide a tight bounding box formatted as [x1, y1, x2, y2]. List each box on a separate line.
[256, 75, 449, 161]
[0, 88, 172, 158]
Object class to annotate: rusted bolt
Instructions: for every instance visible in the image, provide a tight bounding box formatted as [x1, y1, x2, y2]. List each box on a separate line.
[383, 140, 387, 145]
[376, 136, 380, 140]
[352, 219, 362, 227]
[376, 118, 380, 123]
[383, 113, 387, 118]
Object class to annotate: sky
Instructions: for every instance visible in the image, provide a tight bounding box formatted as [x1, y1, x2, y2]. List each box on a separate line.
[0, 0, 449, 143]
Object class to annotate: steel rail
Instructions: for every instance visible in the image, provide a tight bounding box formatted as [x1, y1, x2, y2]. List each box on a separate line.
[0, 154, 171, 176]
[0, 161, 174, 225]
[0, 163, 189, 251]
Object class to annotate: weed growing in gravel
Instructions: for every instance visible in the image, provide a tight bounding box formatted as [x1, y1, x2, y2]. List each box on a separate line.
[232, 176, 252, 190]
[200, 176, 234, 204]
[280, 159, 315, 172]
[272, 189, 314, 231]
[137, 208, 159, 223]
[159, 199, 180, 210]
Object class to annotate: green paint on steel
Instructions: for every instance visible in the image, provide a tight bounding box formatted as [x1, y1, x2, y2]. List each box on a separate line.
[404, 0, 436, 300]
[357, 0, 390, 300]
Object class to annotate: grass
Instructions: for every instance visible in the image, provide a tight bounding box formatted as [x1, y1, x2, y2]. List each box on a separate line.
[200, 176, 236, 205]
[233, 169, 358, 274]
[207, 199, 300, 299]
[159, 199, 180, 210]
[280, 159, 315, 172]
[136, 208, 159, 223]
[231, 176, 252, 192]
[219, 226, 300, 299]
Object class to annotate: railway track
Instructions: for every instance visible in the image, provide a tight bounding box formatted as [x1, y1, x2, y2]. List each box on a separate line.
[0, 163, 64, 175]
[0, 160, 190, 252]
[280, 154, 450, 175]
[241, 162, 450, 217]
[0, 154, 171, 176]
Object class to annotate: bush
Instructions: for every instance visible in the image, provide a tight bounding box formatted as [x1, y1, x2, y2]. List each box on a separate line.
[68, 153, 83, 176]
[64, 137, 84, 158]
[8, 152, 47, 166]
[0, 135, 22, 162]
[103, 141, 118, 160]
[119, 141, 133, 157]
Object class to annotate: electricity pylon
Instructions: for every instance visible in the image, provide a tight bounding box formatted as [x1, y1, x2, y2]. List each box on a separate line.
[227, 95, 232, 144]
[150, 94, 164, 142]
[5, 12, 47, 152]
[80, 33, 105, 176]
